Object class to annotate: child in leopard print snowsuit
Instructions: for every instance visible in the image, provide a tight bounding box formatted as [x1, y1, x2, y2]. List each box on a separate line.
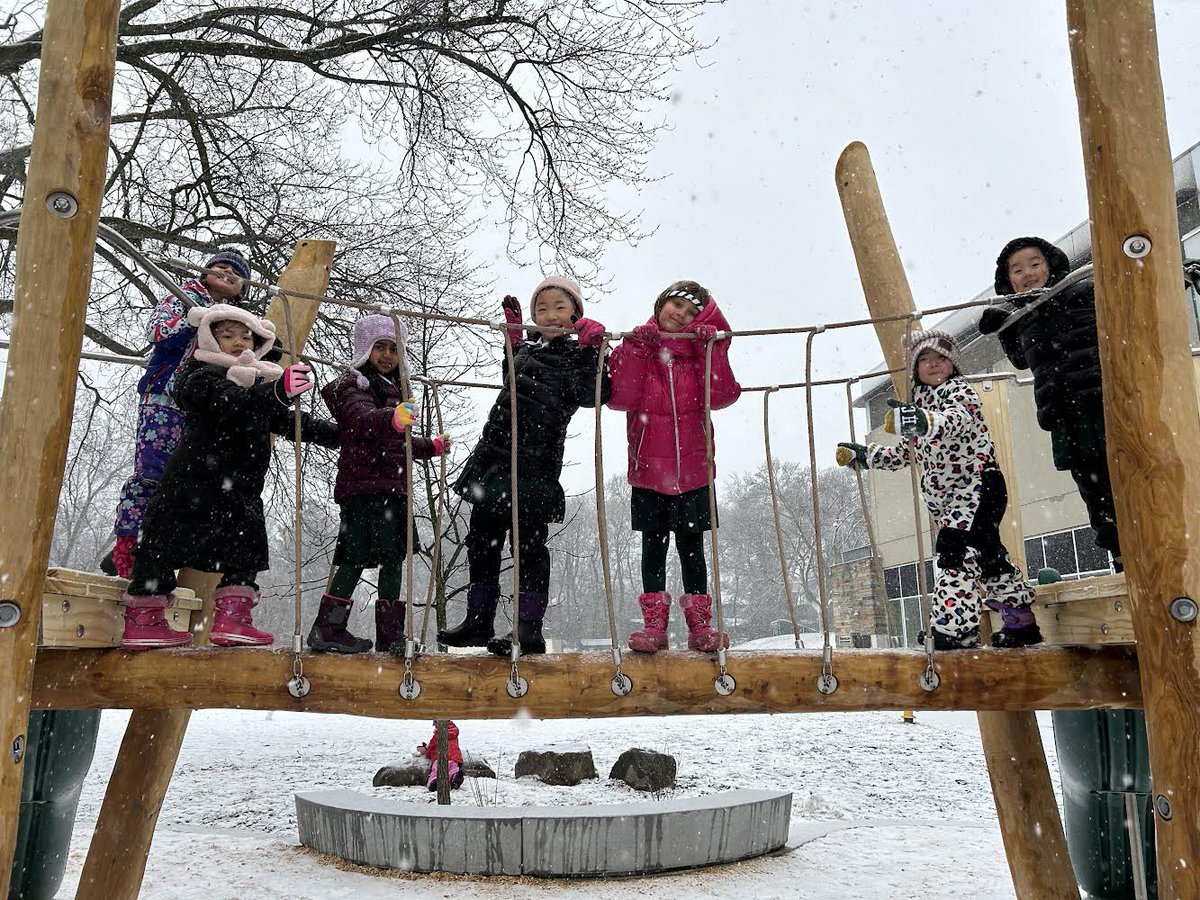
[836, 329, 1041, 650]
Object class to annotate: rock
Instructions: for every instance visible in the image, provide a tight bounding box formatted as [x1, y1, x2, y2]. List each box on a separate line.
[609, 748, 676, 792]
[514, 747, 598, 786]
[373, 752, 495, 787]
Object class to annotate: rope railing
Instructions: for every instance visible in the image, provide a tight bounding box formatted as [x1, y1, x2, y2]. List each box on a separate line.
[5, 207, 1162, 702]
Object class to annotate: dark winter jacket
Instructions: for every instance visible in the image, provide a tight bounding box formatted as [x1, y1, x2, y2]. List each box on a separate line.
[980, 274, 1106, 469]
[321, 368, 437, 504]
[453, 336, 611, 524]
[136, 359, 339, 575]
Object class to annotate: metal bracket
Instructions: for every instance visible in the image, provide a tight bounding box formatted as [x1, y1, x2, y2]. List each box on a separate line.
[10, 734, 25, 764]
[506, 671, 529, 699]
[46, 190, 78, 218]
[919, 668, 941, 692]
[286, 675, 311, 699]
[715, 672, 737, 696]
[610, 672, 633, 697]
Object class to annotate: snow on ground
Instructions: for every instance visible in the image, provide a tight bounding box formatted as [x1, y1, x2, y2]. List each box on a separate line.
[55, 708, 1063, 899]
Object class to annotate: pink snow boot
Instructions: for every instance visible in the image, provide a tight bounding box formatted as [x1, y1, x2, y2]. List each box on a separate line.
[628, 591, 671, 653]
[679, 593, 729, 652]
[121, 592, 194, 651]
[210, 585, 274, 647]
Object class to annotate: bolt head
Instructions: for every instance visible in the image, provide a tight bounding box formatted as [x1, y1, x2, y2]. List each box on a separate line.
[1170, 596, 1198, 623]
[1156, 794, 1173, 820]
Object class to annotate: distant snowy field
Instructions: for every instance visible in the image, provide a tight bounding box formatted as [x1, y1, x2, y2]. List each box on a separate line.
[54, 702, 1065, 899]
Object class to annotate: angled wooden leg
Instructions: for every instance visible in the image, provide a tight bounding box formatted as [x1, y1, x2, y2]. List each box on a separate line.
[77, 709, 191, 898]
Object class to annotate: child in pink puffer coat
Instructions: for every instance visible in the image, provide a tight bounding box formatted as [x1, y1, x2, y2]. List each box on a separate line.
[608, 280, 741, 653]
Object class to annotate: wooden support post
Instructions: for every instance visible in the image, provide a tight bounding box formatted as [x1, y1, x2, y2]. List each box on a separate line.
[836, 141, 1078, 899]
[76, 709, 191, 896]
[0, 2, 120, 894]
[1068, 2, 1200, 894]
[81, 239, 337, 895]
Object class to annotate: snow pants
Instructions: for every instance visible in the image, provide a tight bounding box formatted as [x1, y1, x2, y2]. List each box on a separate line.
[929, 469, 1033, 639]
[114, 395, 184, 538]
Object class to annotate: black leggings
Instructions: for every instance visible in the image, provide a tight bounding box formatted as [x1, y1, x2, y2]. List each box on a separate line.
[466, 505, 551, 595]
[127, 558, 257, 596]
[641, 530, 708, 595]
[934, 469, 1016, 579]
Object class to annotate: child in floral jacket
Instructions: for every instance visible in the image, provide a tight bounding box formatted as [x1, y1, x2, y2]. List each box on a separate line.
[836, 329, 1041, 650]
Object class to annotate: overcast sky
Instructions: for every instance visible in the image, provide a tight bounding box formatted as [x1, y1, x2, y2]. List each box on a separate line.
[467, 0, 1200, 495]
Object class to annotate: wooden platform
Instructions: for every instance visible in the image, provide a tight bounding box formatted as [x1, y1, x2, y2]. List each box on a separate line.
[30, 644, 1141, 718]
[1032, 573, 1133, 645]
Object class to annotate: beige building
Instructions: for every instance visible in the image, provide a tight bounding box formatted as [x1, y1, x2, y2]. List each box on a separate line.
[832, 139, 1200, 648]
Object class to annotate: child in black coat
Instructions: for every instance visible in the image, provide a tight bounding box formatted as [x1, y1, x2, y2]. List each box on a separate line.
[121, 304, 338, 650]
[438, 276, 611, 657]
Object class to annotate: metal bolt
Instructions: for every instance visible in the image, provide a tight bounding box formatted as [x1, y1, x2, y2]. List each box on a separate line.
[0, 602, 20, 628]
[45, 191, 78, 218]
[76, 624, 84, 638]
[1100, 623, 1109, 635]
[61, 599, 71, 613]
[1122, 234, 1152, 258]
[1156, 794, 1173, 820]
[1169, 596, 1198, 624]
[1114, 600, 1123, 613]
[10, 734, 25, 764]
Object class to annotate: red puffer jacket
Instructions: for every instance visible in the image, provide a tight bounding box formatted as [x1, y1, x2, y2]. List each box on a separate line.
[608, 299, 741, 495]
[423, 721, 464, 764]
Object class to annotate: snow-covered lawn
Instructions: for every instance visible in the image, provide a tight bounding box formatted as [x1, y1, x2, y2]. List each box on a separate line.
[56, 707, 1061, 898]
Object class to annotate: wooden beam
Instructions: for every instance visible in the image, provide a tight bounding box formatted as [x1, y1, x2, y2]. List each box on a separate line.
[76, 710, 191, 897]
[836, 142, 1079, 899]
[1068, 1, 1200, 894]
[0, 2, 120, 894]
[265, 238, 336, 365]
[30, 646, 1142, 717]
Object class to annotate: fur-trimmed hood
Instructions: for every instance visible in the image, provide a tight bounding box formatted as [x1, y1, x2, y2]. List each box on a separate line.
[187, 303, 283, 385]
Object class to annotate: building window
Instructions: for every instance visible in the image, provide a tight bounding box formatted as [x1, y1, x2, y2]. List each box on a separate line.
[1024, 526, 1113, 580]
[883, 560, 935, 647]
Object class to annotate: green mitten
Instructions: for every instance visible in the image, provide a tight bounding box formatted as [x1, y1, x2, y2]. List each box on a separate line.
[836, 442, 869, 469]
[884, 399, 930, 437]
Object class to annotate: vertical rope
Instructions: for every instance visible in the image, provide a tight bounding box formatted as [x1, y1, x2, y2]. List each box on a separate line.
[502, 331, 522, 662]
[762, 388, 804, 649]
[417, 382, 448, 649]
[387, 312, 417, 656]
[845, 378, 896, 645]
[804, 328, 835, 687]
[701, 336, 730, 665]
[279, 293, 305, 643]
[592, 335, 622, 646]
[901, 316, 935, 668]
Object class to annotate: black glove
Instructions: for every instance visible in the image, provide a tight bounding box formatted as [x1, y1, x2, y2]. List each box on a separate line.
[1184, 258, 1200, 294]
[978, 306, 1011, 335]
[836, 442, 869, 470]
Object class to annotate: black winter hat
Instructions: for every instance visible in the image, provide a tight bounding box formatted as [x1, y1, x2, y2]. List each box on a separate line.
[994, 237, 1070, 295]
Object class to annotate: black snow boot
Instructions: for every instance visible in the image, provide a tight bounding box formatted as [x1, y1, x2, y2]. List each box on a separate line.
[438, 583, 500, 648]
[306, 593, 372, 654]
[487, 592, 548, 657]
[916, 629, 981, 651]
[375, 599, 407, 656]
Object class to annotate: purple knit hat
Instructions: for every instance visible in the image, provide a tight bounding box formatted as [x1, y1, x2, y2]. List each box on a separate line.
[350, 314, 408, 369]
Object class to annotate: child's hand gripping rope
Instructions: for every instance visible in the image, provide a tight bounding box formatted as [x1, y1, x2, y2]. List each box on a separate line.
[274, 363, 313, 403]
[573, 317, 606, 348]
[501, 294, 523, 347]
[884, 399, 930, 437]
[392, 399, 417, 433]
[835, 442, 869, 470]
[431, 433, 453, 456]
[689, 322, 718, 342]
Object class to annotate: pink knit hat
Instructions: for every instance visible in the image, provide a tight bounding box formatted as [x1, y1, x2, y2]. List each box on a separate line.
[350, 314, 408, 369]
[530, 276, 584, 318]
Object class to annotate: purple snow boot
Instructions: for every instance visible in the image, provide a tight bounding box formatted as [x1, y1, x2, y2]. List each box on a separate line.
[628, 591, 671, 653]
[375, 599, 407, 656]
[987, 602, 1043, 649]
[307, 593, 372, 654]
[438, 583, 500, 648]
[679, 593, 729, 652]
[487, 592, 548, 657]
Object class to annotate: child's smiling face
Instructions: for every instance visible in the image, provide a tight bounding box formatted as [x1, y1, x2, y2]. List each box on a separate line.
[213, 319, 254, 356]
[656, 296, 698, 333]
[1006, 247, 1050, 293]
[206, 263, 244, 301]
[532, 288, 576, 331]
[916, 348, 953, 387]
[368, 338, 399, 375]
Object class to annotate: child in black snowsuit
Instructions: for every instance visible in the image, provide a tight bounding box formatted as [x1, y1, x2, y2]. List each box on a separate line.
[120, 304, 338, 650]
[978, 236, 1120, 568]
[438, 276, 611, 657]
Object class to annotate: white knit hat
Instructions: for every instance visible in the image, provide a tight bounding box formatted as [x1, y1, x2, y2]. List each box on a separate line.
[901, 328, 961, 379]
[187, 303, 283, 384]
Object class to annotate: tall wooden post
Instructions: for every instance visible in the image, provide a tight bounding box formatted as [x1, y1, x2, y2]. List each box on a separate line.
[78, 239, 336, 898]
[1068, 2, 1200, 894]
[0, 2, 120, 894]
[836, 142, 1078, 899]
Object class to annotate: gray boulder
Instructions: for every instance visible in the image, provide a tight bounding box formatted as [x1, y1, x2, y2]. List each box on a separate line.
[514, 747, 598, 786]
[373, 752, 495, 787]
[609, 748, 676, 792]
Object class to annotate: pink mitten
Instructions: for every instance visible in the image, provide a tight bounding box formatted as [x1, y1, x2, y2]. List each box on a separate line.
[431, 433, 452, 456]
[501, 294, 522, 346]
[690, 322, 718, 342]
[574, 317, 606, 348]
[281, 363, 313, 398]
[630, 323, 661, 346]
[227, 366, 257, 387]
